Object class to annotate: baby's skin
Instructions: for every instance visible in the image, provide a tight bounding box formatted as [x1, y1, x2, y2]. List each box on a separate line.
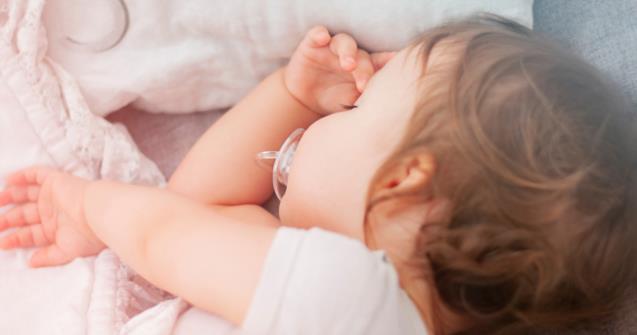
[0, 26, 424, 326]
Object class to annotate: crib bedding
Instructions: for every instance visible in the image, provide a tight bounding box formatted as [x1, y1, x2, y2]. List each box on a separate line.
[0, 0, 533, 333]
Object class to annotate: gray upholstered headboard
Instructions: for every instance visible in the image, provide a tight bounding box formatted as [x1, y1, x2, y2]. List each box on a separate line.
[534, 0, 637, 110]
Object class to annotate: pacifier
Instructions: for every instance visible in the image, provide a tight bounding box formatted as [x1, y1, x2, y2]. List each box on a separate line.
[255, 128, 305, 200]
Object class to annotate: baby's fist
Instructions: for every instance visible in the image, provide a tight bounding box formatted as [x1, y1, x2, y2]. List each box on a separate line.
[284, 26, 395, 115]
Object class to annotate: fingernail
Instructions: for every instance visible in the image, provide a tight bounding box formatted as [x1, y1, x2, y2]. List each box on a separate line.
[314, 32, 330, 44]
[358, 79, 367, 91]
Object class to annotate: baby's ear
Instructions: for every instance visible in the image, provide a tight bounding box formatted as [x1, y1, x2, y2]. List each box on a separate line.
[371, 153, 436, 202]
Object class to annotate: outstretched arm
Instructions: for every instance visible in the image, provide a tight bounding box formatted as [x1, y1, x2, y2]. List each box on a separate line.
[168, 26, 394, 206]
[0, 167, 276, 325]
[84, 180, 277, 325]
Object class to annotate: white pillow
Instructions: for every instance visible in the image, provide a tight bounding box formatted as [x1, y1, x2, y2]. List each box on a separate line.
[43, 0, 534, 116]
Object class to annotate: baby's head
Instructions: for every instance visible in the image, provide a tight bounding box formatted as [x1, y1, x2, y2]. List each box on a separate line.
[280, 15, 637, 334]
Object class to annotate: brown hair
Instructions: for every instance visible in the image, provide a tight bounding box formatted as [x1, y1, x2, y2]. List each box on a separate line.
[365, 14, 637, 335]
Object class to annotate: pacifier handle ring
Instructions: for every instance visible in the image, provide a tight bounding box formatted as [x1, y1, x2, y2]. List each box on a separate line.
[254, 128, 305, 200]
[256, 151, 279, 169]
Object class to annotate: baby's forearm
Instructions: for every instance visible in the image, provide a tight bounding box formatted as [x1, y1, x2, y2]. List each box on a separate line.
[168, 68, 320, 205]
[83, 180, 278, 324]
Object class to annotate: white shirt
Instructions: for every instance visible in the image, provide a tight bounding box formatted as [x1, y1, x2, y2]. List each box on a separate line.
[242, 227, 428, 335]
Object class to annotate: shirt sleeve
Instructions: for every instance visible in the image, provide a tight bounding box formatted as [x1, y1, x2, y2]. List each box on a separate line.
[241, 227, 428, 335]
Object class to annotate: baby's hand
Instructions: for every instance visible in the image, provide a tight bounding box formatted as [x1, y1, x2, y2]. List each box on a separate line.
[284, 26, 395, 115]
[0, 167, 105, 267]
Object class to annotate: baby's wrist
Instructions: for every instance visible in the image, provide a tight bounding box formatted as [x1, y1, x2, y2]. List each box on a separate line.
[81, 180, 103, 239]
[280, 67, 321, 117]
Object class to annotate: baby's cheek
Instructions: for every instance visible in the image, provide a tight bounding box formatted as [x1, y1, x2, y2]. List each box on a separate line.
[278, 190, 314, 230]
[277, 197, 292, 226]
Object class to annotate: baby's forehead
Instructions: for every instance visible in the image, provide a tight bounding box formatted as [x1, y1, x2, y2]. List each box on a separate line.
[370, 47, 423, 88]
[356, 47, 426, 114]
[410, 38, 466, 72]
[357, 37, 464, 111]
[378, 38, 467, 98]
[378, 41, 449, 82]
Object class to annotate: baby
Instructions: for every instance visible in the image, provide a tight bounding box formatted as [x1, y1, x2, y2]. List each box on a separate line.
[1, 15, 636, 334]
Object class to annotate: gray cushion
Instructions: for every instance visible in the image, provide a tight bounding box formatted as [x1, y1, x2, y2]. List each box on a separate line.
[534, 0, 637, 110]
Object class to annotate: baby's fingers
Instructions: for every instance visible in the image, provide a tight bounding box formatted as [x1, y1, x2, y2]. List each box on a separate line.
[0, 203, 40, 231]
[6, 166, 58, 186]
[30, 245, 71, 268]
[302, 25, 331, 48]
[0, 224, 48, 250]
[0, 185, 40, 207]
[352, 50, 374, 92]
[330, 33, 358, 71]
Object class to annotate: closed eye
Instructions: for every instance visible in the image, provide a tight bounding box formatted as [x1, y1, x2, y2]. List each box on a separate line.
[340, 104, 358, 110]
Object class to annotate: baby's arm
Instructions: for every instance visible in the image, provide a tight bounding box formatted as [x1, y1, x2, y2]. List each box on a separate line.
[168, 69, 319, 205]
[84, 179, 278, 324]
[0, 167, 277, 324]
[169, 26, 392, 206]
